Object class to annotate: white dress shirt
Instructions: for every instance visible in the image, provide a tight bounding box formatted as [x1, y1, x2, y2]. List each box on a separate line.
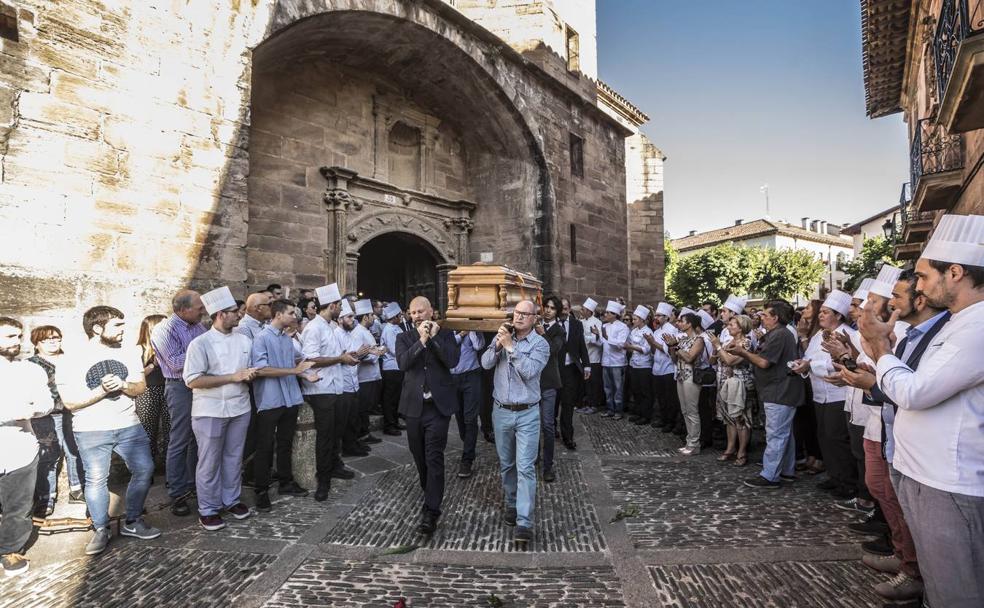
[651, 322, 678, 376]
[1, 358, 54, 473]
[352, 323, 382, 383]
[335, 325, 360, 393]
[803, 324, 854, 403]
[300, 315, 344, 396]
[582, 315, 602, 364]
[628, 326, 654, 368]
[877, 300, 984, 496]
[183, 328, 252, 418]
[601, 320, 630, 368]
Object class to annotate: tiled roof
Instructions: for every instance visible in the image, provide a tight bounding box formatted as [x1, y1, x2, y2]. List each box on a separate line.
[861, 0, 912, 118]
[671, 219, 853, 252]
[840, 205, 898, 235]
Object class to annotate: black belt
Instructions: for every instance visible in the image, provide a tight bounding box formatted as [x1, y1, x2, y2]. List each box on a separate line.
[496, 401, 537, 412]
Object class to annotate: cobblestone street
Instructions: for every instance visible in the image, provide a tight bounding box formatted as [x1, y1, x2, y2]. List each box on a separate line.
[0, 414, 881, 607]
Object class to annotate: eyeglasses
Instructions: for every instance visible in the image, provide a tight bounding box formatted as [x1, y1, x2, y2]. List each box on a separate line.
[513, 311, 535, 319]
[40, 337, 62, 342]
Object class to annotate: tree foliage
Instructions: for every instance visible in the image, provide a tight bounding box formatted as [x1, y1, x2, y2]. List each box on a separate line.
[664, 238, 680, 304]
[751, 248, 827, 300]
[841, 236, 895, 292]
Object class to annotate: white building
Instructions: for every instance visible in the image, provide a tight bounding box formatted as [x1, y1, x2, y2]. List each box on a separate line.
[840, 206, 899, 255]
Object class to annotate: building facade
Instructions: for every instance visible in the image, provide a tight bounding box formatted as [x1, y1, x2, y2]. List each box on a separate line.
[861, 0, 984, 260]
[0, 0, 664, 340]
[841, 206, 899, 255]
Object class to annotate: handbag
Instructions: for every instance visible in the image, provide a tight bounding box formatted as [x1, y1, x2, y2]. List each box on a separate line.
[692, 365, 716, 386]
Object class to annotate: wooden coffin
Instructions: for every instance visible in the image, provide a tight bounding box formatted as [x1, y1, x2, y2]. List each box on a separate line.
[443, 264, 543, 332]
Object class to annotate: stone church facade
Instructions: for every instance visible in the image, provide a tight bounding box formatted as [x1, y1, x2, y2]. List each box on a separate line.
[0, 0, 663, 331]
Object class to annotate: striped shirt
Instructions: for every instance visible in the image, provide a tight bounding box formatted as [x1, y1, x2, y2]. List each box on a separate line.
[151, 314, 206, 379]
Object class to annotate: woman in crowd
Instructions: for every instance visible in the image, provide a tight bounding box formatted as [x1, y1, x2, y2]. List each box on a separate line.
[667, 313, 708, 456]
[136, 314, 169, 471]
[299, 297, 317, 330]
[794, 300, 824, 474]
[711, 314, 756, 466]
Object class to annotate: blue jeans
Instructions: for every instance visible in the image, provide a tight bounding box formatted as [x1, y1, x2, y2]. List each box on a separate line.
[165, 379, 198, 499]
[74, 424, 154, 529]
[602, 366, 626, 413]
[493, 402, 540, 529]
[760, 402, 796, 482]
[539, 388, 557, 472]
[53, 412, 83, 490]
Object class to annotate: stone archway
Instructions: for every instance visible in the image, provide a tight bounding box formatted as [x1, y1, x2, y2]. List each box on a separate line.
[356, 232, 442, 309]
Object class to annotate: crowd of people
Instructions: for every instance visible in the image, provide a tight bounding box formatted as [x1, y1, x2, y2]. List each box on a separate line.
[1, 215, 981, 608]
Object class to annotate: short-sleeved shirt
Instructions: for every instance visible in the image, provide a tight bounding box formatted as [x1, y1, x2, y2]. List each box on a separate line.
[57, 342, 145, 432]
[753, 325, 804, 407]
[251, 325, 304, 411]
[183, 328, 252, 418]
[300, 315, 344, 396]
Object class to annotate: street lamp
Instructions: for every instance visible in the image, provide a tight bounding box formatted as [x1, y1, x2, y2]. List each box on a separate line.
[882, 217, 895, 241]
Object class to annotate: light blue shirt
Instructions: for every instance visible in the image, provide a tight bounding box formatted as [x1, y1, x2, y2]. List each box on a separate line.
[251, 325, 303, 411]
[451, 331, 485, 375]
[480, 331, 549, 406]
[234, 314, 265, 342]
[381, 322, 402, 372]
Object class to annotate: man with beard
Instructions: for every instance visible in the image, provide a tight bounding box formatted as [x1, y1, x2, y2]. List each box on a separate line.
[0, 317, 54, 576]
[59, 306, 160, 556]
[336, 300, 372, 457]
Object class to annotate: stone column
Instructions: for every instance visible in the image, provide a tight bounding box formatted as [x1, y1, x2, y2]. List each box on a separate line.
[345, 251, 360, 296]
[320, 166, 359, 292]
[436, 263, 457, 313]
[444, 217, 475, 265]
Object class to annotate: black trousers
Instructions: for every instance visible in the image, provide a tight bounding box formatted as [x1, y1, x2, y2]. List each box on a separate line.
[452, 369, 481, 464]
[480, 366, 495, 435]
[698, 385, 717, 448]
[814, 402, 856, 491]
[406, 400, 450, 517]
[586, 362, 604, 407]
[381, 370, 403, 430]
[652, 373, 678, 427]
[848, 420, 872, 501]
[628, 367, 654, 421]
[559, 363, 583, 443]
[253, 405, 299, 491]
[794, 401, 822, 460]
[358, 380, 382, 436]
[308, 393, 345, 480]
[0, 454, 37, 555]
[341, 392, 361, 450]
[242, 386, 259, 473]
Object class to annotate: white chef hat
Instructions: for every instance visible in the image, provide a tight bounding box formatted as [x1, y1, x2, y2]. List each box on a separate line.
[722, 295, 748, 315]
[583, 297, 598, 312]
[679, 306, 696, 317]
[201, 286, 236, 316]
[338, 299, 354, 318]
[852, 277, 875, 301]
[869, 263, 903, 298]
[315, 283, 341, 305]
[354, 298, 373, 316]
[921, 214, 984, 267]
[822, 289, 852, 317]
[605, 300, 624, 315]
[382, 302, 402, 321]
[696, 309, 715, 330]
[655, 302, 674, 317]
[632, 305, 650, 320]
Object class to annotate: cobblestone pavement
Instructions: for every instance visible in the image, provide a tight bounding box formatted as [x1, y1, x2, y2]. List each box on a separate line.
[0, 413, 890, 607]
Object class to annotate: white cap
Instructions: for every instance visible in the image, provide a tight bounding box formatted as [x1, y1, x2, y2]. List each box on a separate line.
[339, 299, 354, 318]
[201, 286, 236, 316]
[852, 278, 875, 301]
[922, 214, 984, 267]
[680, 306, 696, 317]
[605, 300, 624, 315]
[655, 302, 674, 317]
[697, 309, 715, 330]
[869, 263, 903, 298]
[315, 283, 341, 305]
[632, 305, 650, 320]
[722, 295, 747, 315]
[583, 297, 598, 312]
[354, 298, 373, 316]
[822, 289, 852, 317]
[382, 302, 402, 321]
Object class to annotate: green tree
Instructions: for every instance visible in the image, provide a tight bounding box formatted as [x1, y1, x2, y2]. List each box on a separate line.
[841, 236, 896, 292]
[752, 248, 827, 301]
[664, 238, 680, 303]
[668, 243, 764, 306]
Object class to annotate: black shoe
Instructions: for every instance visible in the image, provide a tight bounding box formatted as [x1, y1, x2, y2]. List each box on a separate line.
[362, 434, 382, 444]
[330, 467, 356, 480]
[817, 478, 839, 491]
[504, 506, 517, 527]
[314, 481, 331, 502]
[170, 496, 191, 517]
[514, 526, 533, 546]
[342, 448, 370, 457]
[660, 425, 675, 433]
[457, 461, 473, 478]
[862, 536, 895, 556]
[563, 440, 577, 451]
[396, 423, 407, 430]
[68, 489, 85, 504]
[743, 476, 781, 489]
[383, 428, 402, 436]
[482, 431, 495, 444]
[634, 418, 651, 426]
[278, 480, 309, 497]
[543, 468, 556, 483]
[255, 490, 272, 512]
[416, 512, 437, 536]
[848, 518, 890, 537]
[830, 486, 857, 499]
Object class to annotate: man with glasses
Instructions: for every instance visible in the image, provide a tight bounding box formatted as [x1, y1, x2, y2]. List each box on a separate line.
[481, 300, 549, 547]
[234, 291, 272, 485]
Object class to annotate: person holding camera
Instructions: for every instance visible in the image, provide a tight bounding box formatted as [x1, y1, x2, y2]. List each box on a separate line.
[395, 296, 460, 537]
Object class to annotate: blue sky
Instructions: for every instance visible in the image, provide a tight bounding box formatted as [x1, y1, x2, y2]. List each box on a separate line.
[596, 0, 909, 238]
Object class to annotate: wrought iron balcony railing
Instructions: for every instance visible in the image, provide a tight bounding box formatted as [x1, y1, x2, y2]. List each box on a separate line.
[909, 118, 964, 192]
[935, 0, 984, 100]
[899, 181, 935, 232]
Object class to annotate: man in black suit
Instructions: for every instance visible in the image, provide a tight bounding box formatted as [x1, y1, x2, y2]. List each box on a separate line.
[396, 296, 460, 535]
[557, 297, 591, 450]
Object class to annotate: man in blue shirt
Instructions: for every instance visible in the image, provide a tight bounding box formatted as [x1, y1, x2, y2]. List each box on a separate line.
[450, 330, 485, 479]
[250, 299, 319, 510]
[480, 299, 549, 547]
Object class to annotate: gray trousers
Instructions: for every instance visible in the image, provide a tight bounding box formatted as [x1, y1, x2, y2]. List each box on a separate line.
[896, 473, 984, 607]
[192, 412, 250, 516]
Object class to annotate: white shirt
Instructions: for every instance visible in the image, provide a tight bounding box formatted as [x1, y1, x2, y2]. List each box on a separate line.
[803, 324, 854, 404]
[859, 321, 909, 440]
[651, 322, 677, 376]
[380, 322, 402, 372]
[300, 315, 344, 396]
[57, 342, 144, 433]
[601, 320, 629, 367]
[183, 329, 252, 418]
[628, 326, 653, 368]
[352, 323, 382, 383]
[582, 316, 603, 364]
[0, 358, 54, 473]
[335, 325, 360, 393]
[877, 300, 984, 496]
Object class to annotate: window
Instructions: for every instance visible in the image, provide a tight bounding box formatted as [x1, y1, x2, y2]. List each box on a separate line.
[569, 133, 584, 178]
[566, 25, 580, 72]
[570, 224, 577, 263]
[0, 3, 17, 42]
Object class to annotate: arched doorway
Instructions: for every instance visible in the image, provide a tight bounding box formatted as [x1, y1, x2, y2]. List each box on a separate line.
[357, 232, 440, 308]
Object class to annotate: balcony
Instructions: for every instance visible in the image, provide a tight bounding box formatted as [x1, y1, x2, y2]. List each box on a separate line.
[899, 182, 936, 245]
[909, 118, 963, 213]
[934, 0, 984, 132]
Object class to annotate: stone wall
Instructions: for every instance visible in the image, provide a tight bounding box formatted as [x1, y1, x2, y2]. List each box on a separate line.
[628, 192, 665, 304]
